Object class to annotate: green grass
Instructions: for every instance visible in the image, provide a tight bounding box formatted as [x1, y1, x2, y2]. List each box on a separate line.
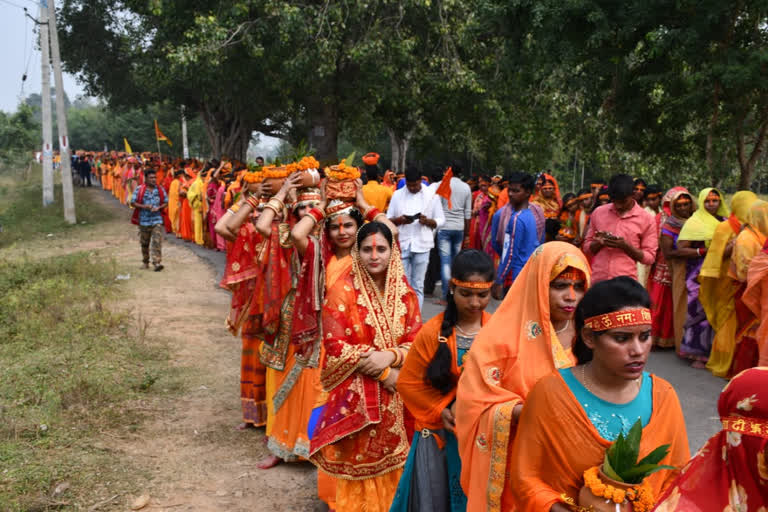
[0, 252, 180, 510]
[0, 165, 114, 248]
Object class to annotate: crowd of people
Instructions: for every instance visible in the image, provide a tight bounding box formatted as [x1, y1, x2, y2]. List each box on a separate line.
[76, 148, 768, 511]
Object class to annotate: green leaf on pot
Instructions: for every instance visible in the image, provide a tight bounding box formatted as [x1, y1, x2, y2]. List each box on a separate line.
[602, 453, 624, 482]
[637, 444, 671, 466]
[622, 464, 676, 484]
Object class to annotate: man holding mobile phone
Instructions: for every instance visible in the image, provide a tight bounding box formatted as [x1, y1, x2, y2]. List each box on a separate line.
[583, 174, 657, 282]
[388, 166, 445, 310]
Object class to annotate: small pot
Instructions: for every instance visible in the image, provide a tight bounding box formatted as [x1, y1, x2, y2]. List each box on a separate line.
[263, 177, 286, 194]
[578, 469, 635, 512]
[300, 169, 320, 188]
[326, 179, 357, 201]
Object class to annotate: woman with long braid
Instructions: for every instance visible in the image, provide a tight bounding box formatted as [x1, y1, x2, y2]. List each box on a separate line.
[392, 249, 495, 512]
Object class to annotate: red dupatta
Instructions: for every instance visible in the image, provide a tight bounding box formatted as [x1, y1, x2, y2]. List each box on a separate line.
[219, 220, 265, 335]
[653, 367, 768, 511]
[309, 242, 422, 479]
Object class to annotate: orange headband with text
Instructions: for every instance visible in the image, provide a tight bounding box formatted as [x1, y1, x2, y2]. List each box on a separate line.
[721, 416, 768, 439]
[584, 308, 651, 331]
[450, 278, 493, 290]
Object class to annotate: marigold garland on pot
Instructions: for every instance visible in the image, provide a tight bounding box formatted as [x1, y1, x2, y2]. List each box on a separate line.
[324, 159, 361, 181]
[583, 466, 655, 511]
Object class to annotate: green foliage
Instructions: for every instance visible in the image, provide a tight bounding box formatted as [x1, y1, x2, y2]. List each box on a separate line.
[603, 419, 674, 484]
[0, 251, 175, 509]
[0, 104, 39, 166]
[66, 99, 212, 157]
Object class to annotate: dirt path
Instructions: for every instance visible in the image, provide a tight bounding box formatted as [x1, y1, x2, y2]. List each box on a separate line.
[17, 189, 321, 511]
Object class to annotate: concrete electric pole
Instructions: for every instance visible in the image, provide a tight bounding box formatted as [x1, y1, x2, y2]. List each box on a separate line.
[39, 3, 54, 206]
[46, 0, 76, 224]
[181, 105, 190, 159]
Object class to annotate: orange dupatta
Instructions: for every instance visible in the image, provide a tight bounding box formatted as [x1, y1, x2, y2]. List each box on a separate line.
[742, 241, 768, 366]
[454, 241, 591, 511]
[398, 312, 492, 432]
[509, 373, 690, 511]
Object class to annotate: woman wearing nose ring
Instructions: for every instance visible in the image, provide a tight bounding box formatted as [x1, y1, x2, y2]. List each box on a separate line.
[309, 222, 422, 512]
[454, 241, 590, 510]
[509, 277, 690, 512]
[291, 179, 398, 510]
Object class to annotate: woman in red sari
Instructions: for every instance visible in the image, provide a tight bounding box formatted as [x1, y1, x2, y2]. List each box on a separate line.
[291, 180, 397, 510]
[648, 187, 693, 348]
[654, 367, 768, 511]
[309, 222, 422, 512]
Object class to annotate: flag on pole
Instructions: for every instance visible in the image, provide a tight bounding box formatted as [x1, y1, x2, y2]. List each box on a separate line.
[123, 137, 133, 154]
[154, 119, 173, 147]
[436, 167, 453, 208]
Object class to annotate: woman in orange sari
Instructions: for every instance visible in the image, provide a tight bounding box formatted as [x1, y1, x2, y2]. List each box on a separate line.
[178, 171, 195, 241]
[530, 172, 562, 220]
[454, 241, 590, 511]
[510, 277, 690, 512]
[393, 249, 494, 512]
[743, 239, 768, 367]
[309, 222, 422, 512]
[729, 200, 768, 376]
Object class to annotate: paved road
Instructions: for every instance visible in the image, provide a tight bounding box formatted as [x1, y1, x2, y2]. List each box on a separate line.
[173, 233, 724, 454]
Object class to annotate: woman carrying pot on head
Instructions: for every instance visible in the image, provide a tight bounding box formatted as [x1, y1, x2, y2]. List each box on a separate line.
[290, 179, 397, 510]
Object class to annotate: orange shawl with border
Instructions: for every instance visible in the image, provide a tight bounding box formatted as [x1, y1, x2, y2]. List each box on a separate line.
[398, 311, 492, 432]
[509, 372, 690, 512]
[454, 241, 591, 511]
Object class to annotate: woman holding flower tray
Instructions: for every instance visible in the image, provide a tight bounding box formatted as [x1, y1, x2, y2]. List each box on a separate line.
[509, 277, 690, 512]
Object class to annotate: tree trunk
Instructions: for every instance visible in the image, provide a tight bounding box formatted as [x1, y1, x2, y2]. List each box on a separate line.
[388, 128, 412, 172]
[705, 83, 720, 181]
[308, 99, 338, 164]
[736, 107, 768, 190]
[200, 103, 251, 161]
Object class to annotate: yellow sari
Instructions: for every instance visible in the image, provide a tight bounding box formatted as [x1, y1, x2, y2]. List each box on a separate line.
[700, 191, 758, 377]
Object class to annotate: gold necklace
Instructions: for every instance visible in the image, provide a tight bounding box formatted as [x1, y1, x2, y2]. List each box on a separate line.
[455, 324, 480, 337]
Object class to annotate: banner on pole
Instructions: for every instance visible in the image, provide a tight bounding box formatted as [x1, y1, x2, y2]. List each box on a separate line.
[124, 137, 133, 154]
[154, 120, 173, 147]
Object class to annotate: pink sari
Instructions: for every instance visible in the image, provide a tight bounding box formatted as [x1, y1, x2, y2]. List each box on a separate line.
[208, 182, 226, 251]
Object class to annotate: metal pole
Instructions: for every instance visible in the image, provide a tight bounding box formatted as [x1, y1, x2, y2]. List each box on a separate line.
[40, 3, 54, 206]
[47, 0, 76, 223]
[181, 105, 190, 159]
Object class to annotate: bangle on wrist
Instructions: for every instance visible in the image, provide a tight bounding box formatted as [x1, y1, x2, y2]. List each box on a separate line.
[263, 203, 280, 215]
[307, 207, 325, 225]
[230, 202, 241, 214]
[365, 207, 382, 223]
[246, 196, 259, 210]
[377, 367, 391, 382]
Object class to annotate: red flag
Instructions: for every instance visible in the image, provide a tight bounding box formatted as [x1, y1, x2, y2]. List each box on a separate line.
[436, 167, 453, 208]
[154, 119, 173, 147]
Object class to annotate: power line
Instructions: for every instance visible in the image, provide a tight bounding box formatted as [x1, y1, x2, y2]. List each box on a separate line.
[0, 0, 27, 10]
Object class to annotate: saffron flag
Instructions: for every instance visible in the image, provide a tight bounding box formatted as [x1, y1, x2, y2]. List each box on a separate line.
[124, 137, 133, 154]
[154, 120, 173, 147]
[436, 167, 453, 208]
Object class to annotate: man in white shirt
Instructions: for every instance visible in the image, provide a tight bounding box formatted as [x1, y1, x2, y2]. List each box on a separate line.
[388, 166, 445, 310]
